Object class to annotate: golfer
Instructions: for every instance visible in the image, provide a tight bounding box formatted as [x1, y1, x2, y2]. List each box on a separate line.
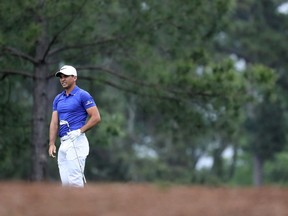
[48, 65, 101, 187]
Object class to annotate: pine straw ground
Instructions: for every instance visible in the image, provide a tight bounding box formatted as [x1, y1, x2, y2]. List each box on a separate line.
[0, 182, 288, 216]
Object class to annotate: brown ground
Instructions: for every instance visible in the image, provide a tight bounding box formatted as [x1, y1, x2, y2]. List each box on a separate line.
[0, 182, 287, 216]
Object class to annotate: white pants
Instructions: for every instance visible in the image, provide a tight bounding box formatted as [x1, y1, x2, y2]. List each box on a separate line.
[57, 133, 89, 187]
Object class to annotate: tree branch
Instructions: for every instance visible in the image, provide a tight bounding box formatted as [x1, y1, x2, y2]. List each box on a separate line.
[80, 75, 182, 102]
[2, 46, 38, 64]
[47, 37, 120, 57]
[77, 65, 217, 98]
[0, 69, 34, 80]
[42, 0, 89, 61]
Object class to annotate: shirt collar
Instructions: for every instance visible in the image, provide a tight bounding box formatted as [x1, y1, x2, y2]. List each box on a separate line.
[61, 85, 80, 96]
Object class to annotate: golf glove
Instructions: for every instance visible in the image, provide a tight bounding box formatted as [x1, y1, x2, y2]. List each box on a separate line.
[68, 129, 82, 141]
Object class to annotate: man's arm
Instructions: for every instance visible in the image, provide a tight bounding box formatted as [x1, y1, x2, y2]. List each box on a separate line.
[48, 111, 58, 158]
[80, 106, 101, 133]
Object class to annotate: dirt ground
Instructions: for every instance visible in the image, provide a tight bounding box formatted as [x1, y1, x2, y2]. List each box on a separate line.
[0, 182, 287, 216]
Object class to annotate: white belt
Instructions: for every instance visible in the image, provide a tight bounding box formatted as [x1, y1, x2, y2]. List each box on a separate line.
[60, 135, 70, 143]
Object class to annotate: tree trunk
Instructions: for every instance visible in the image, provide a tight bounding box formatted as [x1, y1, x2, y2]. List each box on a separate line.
[31, 65, 49, 181]
[211, 148, 224, 179]
[31, 0, 49, 181]
[253, 153, 263, 186]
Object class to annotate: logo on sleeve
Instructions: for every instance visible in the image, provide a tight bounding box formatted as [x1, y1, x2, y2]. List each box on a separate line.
[85, 100, 93, 106]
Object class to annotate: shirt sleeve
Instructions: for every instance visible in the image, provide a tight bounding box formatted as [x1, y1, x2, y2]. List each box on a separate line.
[52, 94, 60, 111]
[81, 91, 96, 109]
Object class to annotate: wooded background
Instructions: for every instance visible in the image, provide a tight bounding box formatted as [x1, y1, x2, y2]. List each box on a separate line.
[1, 0, 288, 187]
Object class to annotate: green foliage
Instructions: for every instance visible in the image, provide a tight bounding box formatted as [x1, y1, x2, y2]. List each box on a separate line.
[265, 152, 288, 185]
[215, 0, 288, 185]
[245, 99, 286, 161]
[0, 78, 32, 179]
[90, 110, 126, 146]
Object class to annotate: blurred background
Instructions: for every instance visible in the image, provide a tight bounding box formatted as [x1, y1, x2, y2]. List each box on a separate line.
[1, 0, 288, 187]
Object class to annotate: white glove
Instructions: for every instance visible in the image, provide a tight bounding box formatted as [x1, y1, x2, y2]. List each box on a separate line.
[67, 129, 82, 141]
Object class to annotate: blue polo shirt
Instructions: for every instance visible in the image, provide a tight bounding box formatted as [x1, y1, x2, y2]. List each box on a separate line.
[53, 86, 96, 137]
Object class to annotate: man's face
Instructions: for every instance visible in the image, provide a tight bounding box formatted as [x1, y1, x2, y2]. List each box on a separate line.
[58, 74, 76, 89]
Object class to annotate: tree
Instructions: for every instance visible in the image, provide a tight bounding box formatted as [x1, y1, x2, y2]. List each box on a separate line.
[215, 0, 288, 185]
[0, 77, 32, 179]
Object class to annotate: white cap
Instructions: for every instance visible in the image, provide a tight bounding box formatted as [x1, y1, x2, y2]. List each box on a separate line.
[55, 65, 77, 77]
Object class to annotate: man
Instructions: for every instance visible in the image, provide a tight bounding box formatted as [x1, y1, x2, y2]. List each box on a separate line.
[48, 65, 101, 187]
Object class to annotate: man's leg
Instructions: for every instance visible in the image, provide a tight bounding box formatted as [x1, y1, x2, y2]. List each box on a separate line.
[66, 134, 89, 186]
[65, 156, 86, 187]
[58, 145, 70, 186]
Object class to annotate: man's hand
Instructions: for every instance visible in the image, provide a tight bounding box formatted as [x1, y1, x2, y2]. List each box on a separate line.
[49, 144, 57, 158]
[67, 129, 82, 141]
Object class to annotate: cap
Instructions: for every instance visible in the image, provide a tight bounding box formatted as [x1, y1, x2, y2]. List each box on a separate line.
[55, 65, 77, 77]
